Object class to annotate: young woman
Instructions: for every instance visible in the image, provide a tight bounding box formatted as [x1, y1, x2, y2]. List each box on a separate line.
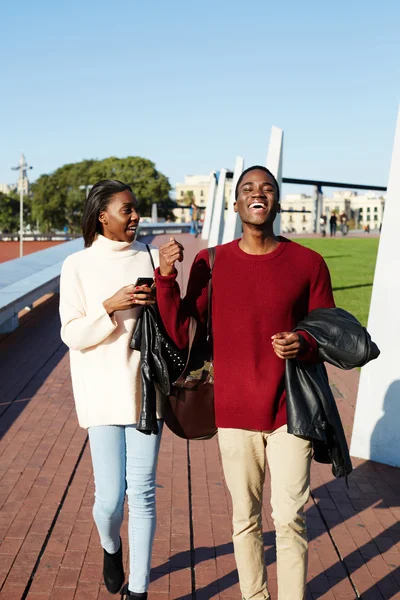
[59, 180, 163, 598]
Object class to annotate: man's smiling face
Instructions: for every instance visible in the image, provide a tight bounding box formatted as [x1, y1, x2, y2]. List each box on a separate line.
[234, 169, 280, 227]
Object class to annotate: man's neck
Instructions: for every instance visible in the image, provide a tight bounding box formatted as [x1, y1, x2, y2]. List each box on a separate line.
[238, 226, 280, 255]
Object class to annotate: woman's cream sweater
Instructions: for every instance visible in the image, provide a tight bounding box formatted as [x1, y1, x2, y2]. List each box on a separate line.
[59, 234, 160, 428]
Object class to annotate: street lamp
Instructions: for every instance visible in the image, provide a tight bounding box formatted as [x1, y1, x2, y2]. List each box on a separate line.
[11, 153, 33, 258]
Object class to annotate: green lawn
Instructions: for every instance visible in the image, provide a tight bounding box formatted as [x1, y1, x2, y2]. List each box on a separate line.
[296, 237, 380, 325]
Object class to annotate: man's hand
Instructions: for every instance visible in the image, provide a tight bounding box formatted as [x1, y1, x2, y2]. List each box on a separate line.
[271, 332, 306, 360]
[159, 237, 184, 276]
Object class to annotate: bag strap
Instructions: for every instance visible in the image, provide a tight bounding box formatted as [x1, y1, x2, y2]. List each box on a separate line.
[179, 247, 216, 379]
[207, 247, 216, 344]
[146, 244, 156, 272]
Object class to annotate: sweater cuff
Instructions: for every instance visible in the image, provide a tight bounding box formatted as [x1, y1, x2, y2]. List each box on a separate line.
[91, 302, 118, 333]
[297, 330, 319, 362]
[154, 267, 178, 288]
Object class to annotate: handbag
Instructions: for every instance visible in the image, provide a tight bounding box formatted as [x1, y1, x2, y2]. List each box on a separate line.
[146, 245, 217, 440]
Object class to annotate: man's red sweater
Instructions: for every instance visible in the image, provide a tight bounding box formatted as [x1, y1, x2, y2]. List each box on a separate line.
[155, 238, 335, 431]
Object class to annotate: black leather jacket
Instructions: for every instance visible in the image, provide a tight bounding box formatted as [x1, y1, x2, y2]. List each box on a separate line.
[287, 308, 380, 478]
[130, 305, 187, 435]
[130, 306, 167, 435]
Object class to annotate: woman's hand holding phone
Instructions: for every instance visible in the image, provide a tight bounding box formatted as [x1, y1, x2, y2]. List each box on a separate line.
[132, 277, 156, 306]
[103, 279, 156, 316]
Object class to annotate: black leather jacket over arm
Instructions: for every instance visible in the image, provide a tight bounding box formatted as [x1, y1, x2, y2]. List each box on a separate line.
[130, 305, 171, 435]
[286, 308, 380, 478]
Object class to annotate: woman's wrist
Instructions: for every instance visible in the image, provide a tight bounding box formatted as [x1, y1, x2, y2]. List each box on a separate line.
[103, 298, 115, 316]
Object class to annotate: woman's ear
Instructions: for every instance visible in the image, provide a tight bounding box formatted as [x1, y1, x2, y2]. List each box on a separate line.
[99, 211, 107, 225]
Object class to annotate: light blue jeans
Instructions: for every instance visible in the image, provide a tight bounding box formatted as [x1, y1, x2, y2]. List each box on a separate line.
[88, 422, 163, 593]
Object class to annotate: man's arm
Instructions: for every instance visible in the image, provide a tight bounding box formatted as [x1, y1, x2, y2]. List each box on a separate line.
[155, 239, 211, 349]
[272, 258, 335, 361]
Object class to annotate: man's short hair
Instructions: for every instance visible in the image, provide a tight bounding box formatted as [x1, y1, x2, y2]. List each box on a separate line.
[235, 165, 280, 202]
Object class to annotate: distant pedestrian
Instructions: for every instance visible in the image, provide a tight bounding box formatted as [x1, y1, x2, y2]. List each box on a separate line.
[330, 212, 337, 237]
[340, 214, 348, 236]
[190, 201, 199, 237]
[59, 180, 163, 599]
[320, 215, 327, 237]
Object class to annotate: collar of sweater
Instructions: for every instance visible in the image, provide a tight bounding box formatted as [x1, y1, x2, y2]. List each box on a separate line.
[89, 234, 143, 258]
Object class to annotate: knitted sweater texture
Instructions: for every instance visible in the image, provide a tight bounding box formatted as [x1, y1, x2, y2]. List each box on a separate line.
[59, 234, 159, 428]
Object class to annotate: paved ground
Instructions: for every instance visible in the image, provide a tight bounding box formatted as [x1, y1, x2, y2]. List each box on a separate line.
[0, 234, 399, 600]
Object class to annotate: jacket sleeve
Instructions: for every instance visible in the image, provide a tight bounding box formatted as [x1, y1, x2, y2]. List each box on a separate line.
[155, 249, 211, 350]
[298, 258, 336, 361]
[59, 258, 118, 351]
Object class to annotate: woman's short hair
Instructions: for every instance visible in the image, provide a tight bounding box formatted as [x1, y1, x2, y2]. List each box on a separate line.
[82, 179, 133, 247]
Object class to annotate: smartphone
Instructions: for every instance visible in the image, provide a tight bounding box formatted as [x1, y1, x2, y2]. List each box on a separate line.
[134, 277, 154, 288]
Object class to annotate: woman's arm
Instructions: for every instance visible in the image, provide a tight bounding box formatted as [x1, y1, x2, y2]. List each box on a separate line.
[59, 258, 118, 351]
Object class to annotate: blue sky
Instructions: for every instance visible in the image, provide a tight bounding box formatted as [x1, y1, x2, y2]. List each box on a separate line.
[1, 0, 399, 197]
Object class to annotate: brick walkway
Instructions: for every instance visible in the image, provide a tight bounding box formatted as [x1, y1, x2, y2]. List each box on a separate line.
[0, 235, 399, 600]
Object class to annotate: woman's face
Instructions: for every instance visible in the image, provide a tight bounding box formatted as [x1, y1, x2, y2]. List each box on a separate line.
[99, 190, 140, 243]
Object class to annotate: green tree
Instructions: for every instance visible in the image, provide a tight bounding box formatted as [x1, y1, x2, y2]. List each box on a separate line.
[0, 192, 19, 232]
[0, 190, 33, 233]
[31, 174, 66, 232]
[65, 187, 87, 233]
[31, 156, 172, 232]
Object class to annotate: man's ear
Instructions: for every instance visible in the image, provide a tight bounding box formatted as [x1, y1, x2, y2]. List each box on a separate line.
[276, 203, 281, 214]
[233, 201, 238, 213]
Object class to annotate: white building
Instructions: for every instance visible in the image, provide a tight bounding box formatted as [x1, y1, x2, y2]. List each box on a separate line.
[281, 189, 386, 233]
[280, 193, 314, 234]
[349, 192, 384, 229]
[174, 173, 233, 223]
[323, 190, 384, 229]
[0, 183, 17, 195]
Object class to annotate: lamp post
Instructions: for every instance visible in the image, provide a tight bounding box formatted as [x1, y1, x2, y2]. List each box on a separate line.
[11, 153, 33, 258]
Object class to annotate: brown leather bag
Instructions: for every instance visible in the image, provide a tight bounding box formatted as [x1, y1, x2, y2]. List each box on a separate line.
[163, 247, 217, 440]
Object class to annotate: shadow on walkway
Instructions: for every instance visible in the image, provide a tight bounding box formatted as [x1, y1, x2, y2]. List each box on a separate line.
[151, 380, 400, 599]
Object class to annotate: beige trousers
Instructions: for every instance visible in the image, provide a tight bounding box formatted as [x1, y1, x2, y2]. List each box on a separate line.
[218, 425, 312, 600]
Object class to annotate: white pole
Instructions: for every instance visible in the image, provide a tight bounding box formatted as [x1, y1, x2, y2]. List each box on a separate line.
[208, 169, 227, 248]
[266, 126, 284, 235]
[350, 104, 400, 466]
[222, 156, 245, 244]
[151, 203, 158, 223]
[201, 171, 217, 241]
[20, 179, 24, 258]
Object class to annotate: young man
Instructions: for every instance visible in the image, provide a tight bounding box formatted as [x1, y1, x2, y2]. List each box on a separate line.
[155, 166, 335, 600]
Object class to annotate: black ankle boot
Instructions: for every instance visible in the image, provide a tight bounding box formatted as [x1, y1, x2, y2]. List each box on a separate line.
[103, 538, 125, 594]
[120, 584, 147, 599]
